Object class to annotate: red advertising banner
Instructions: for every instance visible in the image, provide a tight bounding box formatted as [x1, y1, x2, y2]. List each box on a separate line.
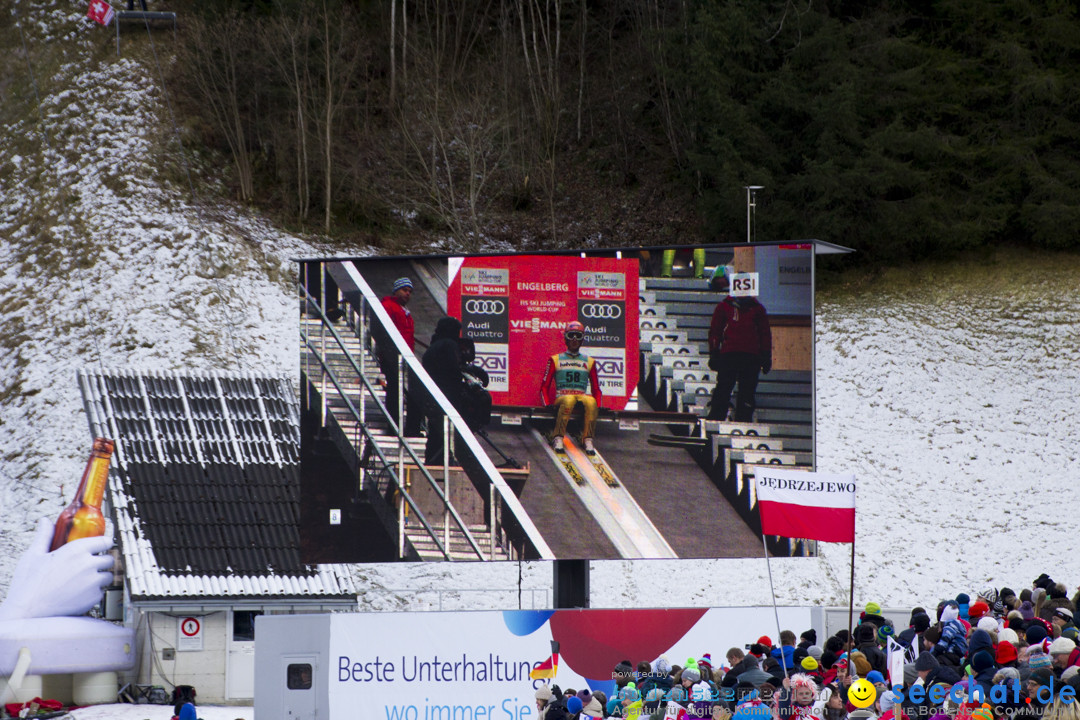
[448, 255, 639, 410]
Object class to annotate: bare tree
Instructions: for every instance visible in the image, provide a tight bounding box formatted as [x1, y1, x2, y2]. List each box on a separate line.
[181, 11, 258, 202]
[264, 7, 315, 223]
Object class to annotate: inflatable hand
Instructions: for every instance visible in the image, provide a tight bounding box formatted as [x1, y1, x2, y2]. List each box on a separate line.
[0, 517, 114, 621]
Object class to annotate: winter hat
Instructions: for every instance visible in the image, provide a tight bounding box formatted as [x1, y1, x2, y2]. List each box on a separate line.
[1034, 574, 1053, 590]
[880, 691, 897, 714]
[392, 277, 414, 292]
[866, 602, 882, 616]
[1028, 652, 1052, 671]
[996, 641, 1018, 665]
[941, 603, 961, 624]
[851, 652, 872, 677]
[606, 697, 623, 716]
[1020, 589, 1033, 603]
[866, 670, 885, 685]
[1064, 666, 1080, 683]
[567, 696, 583, 714]
[923, 625, 942, 645]
[912, 613, 932, 633]
[1050, 637, 1076, 657]
[971, 707, 994, 720]
[758, 635, 773, 648]
[1000, 628, 1020, 645]
[821, 651, 837, 669]
[1020, 601, 1036, 621]
[977, 616, 998, 634]
[1001, 587, 1017, 604]
[653, 655, 672, 676]
[576, 689, 592, 705]
[1064, 627, 1080, 643]
[877, 624, 895, 645]
[1026, 624, 1049, 645]
[1054, 608, 1074, 622]
[1030, 667, 1055, 693]
[808, 645, 824, 660]
[969, 601, 990, 620]
[956, 594, 971, 620]
[802, 630, 818, 645]
[1051, 583, 1069, 600]
[971, 650, 995, 674]
[915, 653, 939, 672]
[857, 623, 877, 643]
[682, 659, 702, 684]
[801, 656, 819, 671]
[536, 686, 554, 701]
[980, 587, 1000, 604]
[432, 316, 462, 340]
[179, 704, 197, 720]
[994, 667, 1021, 683]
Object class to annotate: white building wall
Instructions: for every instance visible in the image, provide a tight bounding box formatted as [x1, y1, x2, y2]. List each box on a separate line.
[139, 611, 229, 703]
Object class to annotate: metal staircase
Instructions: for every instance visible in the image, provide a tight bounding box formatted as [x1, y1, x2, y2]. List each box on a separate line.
[299, 261, 554, 562]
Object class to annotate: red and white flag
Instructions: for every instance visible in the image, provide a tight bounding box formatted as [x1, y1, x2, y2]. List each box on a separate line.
[87, 0, 115, 26]
[755, 468, 855, 543]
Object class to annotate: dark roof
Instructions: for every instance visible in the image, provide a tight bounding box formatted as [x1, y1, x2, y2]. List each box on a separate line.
[115, 461, 308, 576]
[79, 371, 353, 598]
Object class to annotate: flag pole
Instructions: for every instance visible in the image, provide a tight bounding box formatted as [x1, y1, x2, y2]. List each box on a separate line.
[847, 521, 856, 670]
[762, 534, 789, 682]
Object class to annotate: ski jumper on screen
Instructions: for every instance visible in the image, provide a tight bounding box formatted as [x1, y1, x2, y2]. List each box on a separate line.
[540, 321, 602, 453]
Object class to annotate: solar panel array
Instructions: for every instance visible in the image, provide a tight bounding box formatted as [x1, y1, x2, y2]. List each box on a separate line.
[78, 371, 353, 595]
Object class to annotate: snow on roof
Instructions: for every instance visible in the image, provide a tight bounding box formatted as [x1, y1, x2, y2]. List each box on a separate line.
[81, 369, 355, 601]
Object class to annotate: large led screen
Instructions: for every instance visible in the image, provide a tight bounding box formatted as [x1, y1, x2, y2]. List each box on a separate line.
[298, 242, 815, 562]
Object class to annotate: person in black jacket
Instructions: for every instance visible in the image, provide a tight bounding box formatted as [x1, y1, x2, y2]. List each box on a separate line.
[422, 317, 465, 464]
[854, 623, 887, 674]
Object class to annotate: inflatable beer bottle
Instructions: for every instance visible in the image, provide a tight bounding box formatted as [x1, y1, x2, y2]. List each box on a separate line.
[50, 438, 115, 551]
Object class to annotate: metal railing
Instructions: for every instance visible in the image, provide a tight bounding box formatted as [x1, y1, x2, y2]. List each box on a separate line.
[299, 260, 555, 562]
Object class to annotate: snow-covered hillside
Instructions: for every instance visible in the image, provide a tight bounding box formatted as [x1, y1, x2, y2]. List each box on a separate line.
[3, 2, 1078, 613]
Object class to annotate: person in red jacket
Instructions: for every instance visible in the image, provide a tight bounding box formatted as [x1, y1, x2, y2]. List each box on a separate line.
[706, 265, 772, 422]
[377, 277, 421, 436]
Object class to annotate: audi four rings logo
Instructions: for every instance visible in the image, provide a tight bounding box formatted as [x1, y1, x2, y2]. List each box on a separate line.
[464, 299, 506, 314]
[581, 303, 622, 319]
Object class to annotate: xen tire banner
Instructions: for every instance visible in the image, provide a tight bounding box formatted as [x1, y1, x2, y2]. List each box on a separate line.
[449, 255, 639, 410]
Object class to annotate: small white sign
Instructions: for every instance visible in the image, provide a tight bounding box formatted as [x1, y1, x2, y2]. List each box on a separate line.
[618, 418, 639, 431]
[500, 413, 522, 426]
[729, 272, 759, 297]
[329, 509, 341, 525]
[178, 617, 203, 652]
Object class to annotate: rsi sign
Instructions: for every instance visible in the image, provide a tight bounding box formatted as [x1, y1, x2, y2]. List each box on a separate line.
[729, 272, 759, 297]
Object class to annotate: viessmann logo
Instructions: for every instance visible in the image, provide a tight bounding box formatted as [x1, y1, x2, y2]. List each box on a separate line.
[580, 303, 621, 319]
[464, 300, 505, 314]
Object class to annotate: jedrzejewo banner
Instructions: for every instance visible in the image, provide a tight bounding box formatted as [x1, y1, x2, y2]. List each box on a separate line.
[755, 468, 856, 543]
[328, 607, 813, 720]
[448, 255, 639, 410]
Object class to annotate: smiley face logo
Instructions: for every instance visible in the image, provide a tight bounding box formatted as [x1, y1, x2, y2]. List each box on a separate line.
[848, 678, 877, 708]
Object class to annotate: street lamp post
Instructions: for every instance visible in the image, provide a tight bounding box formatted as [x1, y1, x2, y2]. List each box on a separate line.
[744, 185, 763, 243]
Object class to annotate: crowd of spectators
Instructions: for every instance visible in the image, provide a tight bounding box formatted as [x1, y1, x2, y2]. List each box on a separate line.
[534, 577, 1080, 720]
